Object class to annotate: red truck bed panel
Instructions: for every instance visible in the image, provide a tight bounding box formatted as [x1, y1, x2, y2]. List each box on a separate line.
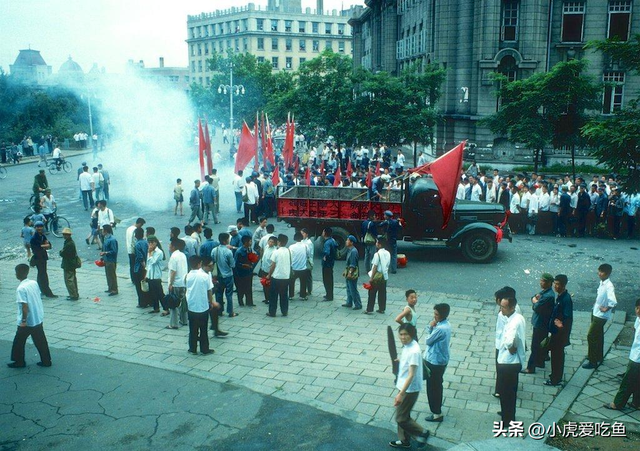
[277, 198, 402, 221]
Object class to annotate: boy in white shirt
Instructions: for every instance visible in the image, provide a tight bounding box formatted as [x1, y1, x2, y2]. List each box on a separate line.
[583, 264, 617, 369]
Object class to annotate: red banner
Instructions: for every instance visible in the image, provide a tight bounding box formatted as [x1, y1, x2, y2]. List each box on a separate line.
[234, 121, 257, 174]
[198, 119, 205, 180]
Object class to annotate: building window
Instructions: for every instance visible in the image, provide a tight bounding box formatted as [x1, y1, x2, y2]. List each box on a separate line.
[286, 39, 292, 51]
[272, 38, 278, 50]
[185, 76, 190, 82]
[312, 22, 319, 33]
[325, 40, 332, 50]
[199, 77, 203, 84]
[204, 42, 209, 55]
[300, 57, 306, 65]
[285, 20, 292, 32]
[242, 19, 248, 31]
[219, 41, 224, 51]
[300, 39, 306, 51]
[198, 60, 202, 72]
[235, 38, 240, 52]
[227, 40, 231, 49]
[271, 19, 278, 32]
[191, 61, 195, 71]
[218, 24, 224, 35]
[603, 71, 625, 114]
[313, 40, 320, 52]
[197, 44, 202, 56]
[498, 55, 517, 82]
[257, 19, 264, 31]
[608, 1, 632, 41]
[243, 38, 248, 51]
[562, 2, 585, 42]
[191, 45, 195, 57]
[325, 23, 332, 34]
[257, 56, 265, 63]
[501, 1, 519, 41]
[272, 57, 279, 69]
[190, 28, 194, 39]
[234, 21, 240, 33]
[203, 26, 208, 37]
[257, 37, 264, 50]
[286, 57, 293, 69]
[338, 41, 345, 53]
[205, 76, 210, 84]
[338, 24, 345, 35]
[299, 21, 306, 33]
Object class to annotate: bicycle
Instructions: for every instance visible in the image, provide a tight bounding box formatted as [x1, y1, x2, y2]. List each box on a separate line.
[0, 165, 6, 180]
[48, 159, 72, 174]
[44, 209, 71, 238]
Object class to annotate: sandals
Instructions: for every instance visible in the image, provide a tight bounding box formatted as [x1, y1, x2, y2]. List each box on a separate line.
[603, 403, 620, 410]
[165, 325, 178, 330]
[228, 312, 239, 318]
[161, 311, 170, 317]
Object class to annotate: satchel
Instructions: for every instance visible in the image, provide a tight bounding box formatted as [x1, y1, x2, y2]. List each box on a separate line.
[140, 279, 150, 292]
[364, 232, 376, 244]
[163, 292, 180, 309]
[343, 267, 359, 280]
[29, 256, 37, 267]
[370, 271, 384, 286]
[75, 256, 82, 269]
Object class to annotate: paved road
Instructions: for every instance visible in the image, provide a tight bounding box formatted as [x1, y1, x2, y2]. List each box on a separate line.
[0, 341, 411, 451]
[0, 148, 638, 315]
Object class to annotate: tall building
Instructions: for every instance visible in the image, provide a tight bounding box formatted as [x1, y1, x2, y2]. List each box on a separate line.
[9, 49, 52, 85]
[350, 0, 640, 163]
[186, 1, 354, 86]
[126, 57, 190, 93]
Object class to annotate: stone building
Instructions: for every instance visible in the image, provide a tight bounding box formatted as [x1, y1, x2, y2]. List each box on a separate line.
[126, 57, 190, 93]
[9, 49, 52, 85]
[350, 0, 640, 164]
[186, 0, 354, 86]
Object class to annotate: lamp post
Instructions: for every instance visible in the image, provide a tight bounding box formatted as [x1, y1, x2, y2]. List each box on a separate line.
[218, 63, 245, 150]
[81, 93, 94, 136]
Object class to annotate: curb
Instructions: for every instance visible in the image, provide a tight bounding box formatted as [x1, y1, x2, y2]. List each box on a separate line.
[525, 312, 625, 441]
[2, 149, 94, 168]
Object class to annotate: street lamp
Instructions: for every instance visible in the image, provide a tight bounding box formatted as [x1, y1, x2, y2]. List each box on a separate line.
[217, 63, 245, 149]
[80, 93, 95, 136]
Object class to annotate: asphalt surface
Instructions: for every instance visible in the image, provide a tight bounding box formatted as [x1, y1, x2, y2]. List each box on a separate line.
[0, 148, 638, 316]
[0, 341, 404, 451]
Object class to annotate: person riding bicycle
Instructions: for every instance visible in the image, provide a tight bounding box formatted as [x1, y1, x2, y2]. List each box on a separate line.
[40, 189, 57, 230]
[32, 170, 48, 207]
[52, 146, 63, 169]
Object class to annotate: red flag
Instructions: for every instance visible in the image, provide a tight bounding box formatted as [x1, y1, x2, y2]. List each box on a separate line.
[346, 159, 353, 178]
[305, 167, 311, 186]
[283, 113, 295, 168]
[204, 122, 213, 174]
[260, 112, 267, 165]
[333, 166, 342, 187]
[294, 158, 299, 177]
[265, 114, 275, 166]
[272, 165, 280, 186]
[375, 161, 381, 176]
[254, 113, 259, 172]
[365, 169, 372, 188]
[319, 160, 325, 175]
[234, 121, 257, 173]
[409, 141, 465, 229]
[198, 119, 206, 180]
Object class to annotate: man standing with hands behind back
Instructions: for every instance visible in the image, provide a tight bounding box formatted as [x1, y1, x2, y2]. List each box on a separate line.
[522, 273, 555, 374]
[30, 221, 56, 298]
[545, 274, 573, 386]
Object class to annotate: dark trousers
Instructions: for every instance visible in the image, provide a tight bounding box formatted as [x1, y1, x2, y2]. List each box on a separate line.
[208, 304, 221, 332]
[577, 211, 588, 237]
[494, 349, 500, 394]
[613, 216, 622, 238]
[269, 278, 289, 316]
[614, 360, 640, 408]
[133, 269, 150, 307]
[148, 279, 165, 311]
[548, 333, 567, 385]
[497, 363, 521, 426]
[322, 267, 334, 300]
[587, 314, 607, 364]
[426, 362, 447, 415]
[128, 254, 135, 282]
[258, 269, 271, 302]
[395, 391, 424, 442]
[104, 261, 118, 294]
[11, 323, 51, 365]
[236, 274, 254, 306]
[188, 310, 210, 353]
[34, 259, 54, 297]
[244, 203, 257, 223]
[81, 190, 94, 210]
[366, 280, 387, 313]
[558, 214, 569, 236]
[289, 269, 310, 298]
[527, 327, 548, 371]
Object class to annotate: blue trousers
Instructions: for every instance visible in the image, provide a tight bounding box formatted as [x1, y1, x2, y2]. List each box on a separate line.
[215, 276, 234, 315]
[389, 241, 398, 273]
[235, 192, 243, 213]
[345, 278, 362, 308]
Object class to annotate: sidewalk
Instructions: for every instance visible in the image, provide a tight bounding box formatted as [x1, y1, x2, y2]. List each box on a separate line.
[0, 260, 621, 445]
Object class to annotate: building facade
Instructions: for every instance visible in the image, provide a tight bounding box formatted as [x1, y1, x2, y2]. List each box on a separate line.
[126, 57, 190, 93]
[186, 0, 354, 86]
[9, 49, 52, 85]
[350, 0, 640, 164]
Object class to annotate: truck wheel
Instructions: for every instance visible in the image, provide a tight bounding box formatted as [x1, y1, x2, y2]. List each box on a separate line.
[331, 227, 349, 260]
[461, 231, 497, 263]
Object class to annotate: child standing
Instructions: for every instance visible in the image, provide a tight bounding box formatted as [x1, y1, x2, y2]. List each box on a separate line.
[21, 217, 34, 259]
[174, 178, 184, 216]
[395, 289, 419, 328]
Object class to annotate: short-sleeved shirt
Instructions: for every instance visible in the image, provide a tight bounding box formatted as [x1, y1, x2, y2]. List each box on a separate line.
[371, 248, 390, 280]
[289, 242, 308, 271]
[168, 250, 188, 288]
[396, 340, 423, 393]
[21, 226, 34, 245]
[270, 247, 292, 280]
[185, 269, 212, 313]
[629, 317, 640, 363]
[16, 279, 44, 327]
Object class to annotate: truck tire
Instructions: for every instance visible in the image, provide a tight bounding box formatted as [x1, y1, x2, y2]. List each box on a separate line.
[461, 231, 497, 263]
[331, 227, 350, 260]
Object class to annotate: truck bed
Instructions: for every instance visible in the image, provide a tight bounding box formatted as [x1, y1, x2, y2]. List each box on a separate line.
[277, 186, 403, 221]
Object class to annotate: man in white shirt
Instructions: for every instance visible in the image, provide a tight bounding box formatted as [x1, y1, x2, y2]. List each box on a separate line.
[604, 298, 640, 410]
[496, 295, 526, 426]
[509, 186, 521, 214]
[456, 179, 467, 200]
[185, 255, 219, 355]
[289, 232, 310, 300]
[125, 218, 146, 283]
[527, 187, 539, 235]
[242, 177, 259, 223]
[167, 239, 189, 329]
[365, 237, 391, 314]
[52, 146, 62, 168]
[583, 264, 618, 369]
[9, 263, 52, 368]
[486, 179, 497, 203]
[396, 150, 405, 169]
[266, 234, 291, 317]
[538, 185, 551, 212]
[493, 286, 521, 397]
[469, 176, 483, 201]
[92, 166, 104, 202]
[78, 166, 94, 211]
[301, 228, 314, 296]
[97, 200, 114, 230]
[233, 170, 246, 214]
[390, 323, 430, 448]
[258, 235, 277, 304]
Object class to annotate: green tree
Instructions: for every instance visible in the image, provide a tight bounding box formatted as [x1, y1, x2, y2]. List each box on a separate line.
[583, 34, 640, 193]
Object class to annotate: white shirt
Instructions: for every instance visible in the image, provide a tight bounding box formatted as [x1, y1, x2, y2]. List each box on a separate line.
[52, 147, 61, 158]
[146, 248, 164, 280]
[528, 194, 539, 214]
[456, 183, 466, 200]
[270, 247, 291, 280]
[570, 192, 578, 209]
[302, 237, 314, 261]
[630, 317, 640, 363]
[16, 279, 44, 327]
[593, 278, 617, 321]
[41, 195, 55, 214]
[168, 250, 188, 288]
[261, 244, 276, 273]
[97, 208, 114, 227]
[243, 181, 259, 205]
[497, 312, 526, 366]
[289, 242, 308, 271]
[370, 248, 390, 280]
[79, 172, 93, 191]
[520, 191, 531, 209]
[471, 184, 482, 201]
[538, 192, 551, 211]
[233, 175, 246, 193]
[510, 192, 521, 213]
[549, 192, 560, 212]
[185, 269, 212, 313]
[486, 185, 496, 203]
[126, 225, 137, 255]
[495, 304, 522, 349]
[259, 233, 276, 253]
[397, 153, 405, 167]
[91, 172, 104, 187]
[396, 340, 423, 393]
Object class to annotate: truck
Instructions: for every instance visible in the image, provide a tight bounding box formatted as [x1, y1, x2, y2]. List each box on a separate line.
[276, 176, 512, 263]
